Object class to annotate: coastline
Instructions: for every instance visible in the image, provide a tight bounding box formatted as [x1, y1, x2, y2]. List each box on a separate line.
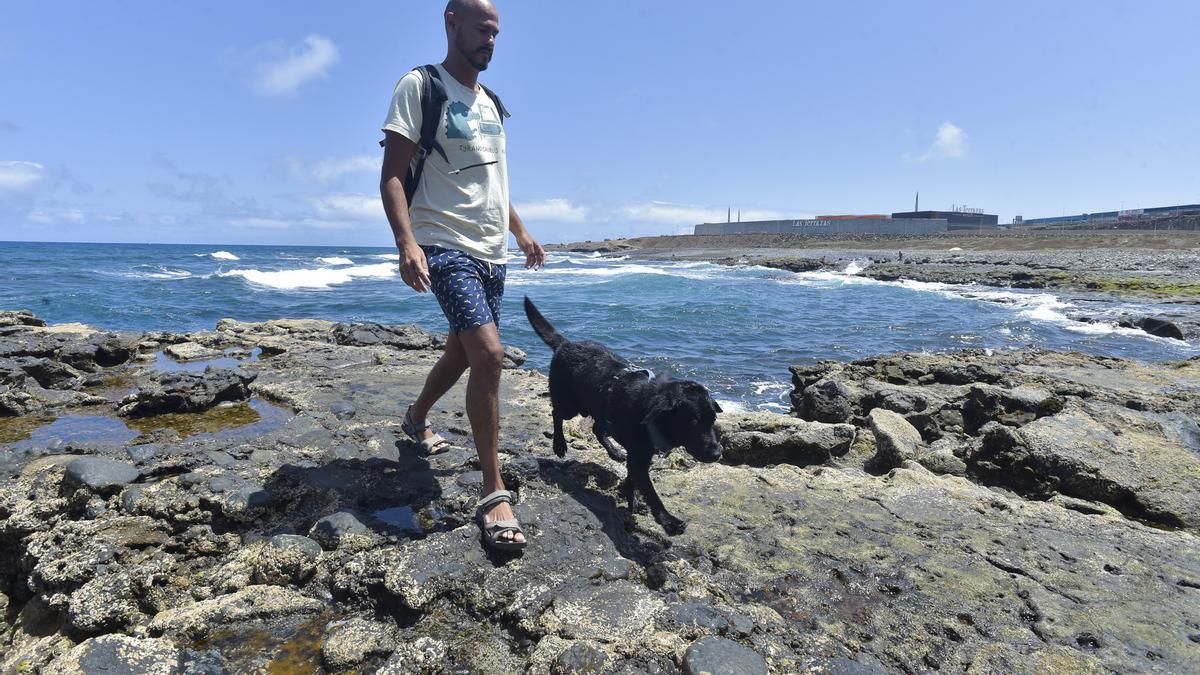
[549, 230, 1200, 341]
[2, 310, 1199, 672]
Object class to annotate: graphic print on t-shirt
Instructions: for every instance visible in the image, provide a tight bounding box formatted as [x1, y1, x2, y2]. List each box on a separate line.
[446, 101, 474, 140]
[445, 100, 503, 140]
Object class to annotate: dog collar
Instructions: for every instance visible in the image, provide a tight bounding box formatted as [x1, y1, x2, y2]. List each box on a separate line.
[620, 366, 655, 380]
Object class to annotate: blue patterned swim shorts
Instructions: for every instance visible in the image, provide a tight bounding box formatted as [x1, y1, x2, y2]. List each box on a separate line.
[421, 245, 507, 334]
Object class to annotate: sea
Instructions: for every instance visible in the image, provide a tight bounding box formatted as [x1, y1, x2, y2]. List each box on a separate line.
[2, 241, 1196, 413]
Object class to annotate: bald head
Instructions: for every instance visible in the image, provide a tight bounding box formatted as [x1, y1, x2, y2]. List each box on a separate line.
[444, 0, 500, 73]
[446, 0, 496, 18]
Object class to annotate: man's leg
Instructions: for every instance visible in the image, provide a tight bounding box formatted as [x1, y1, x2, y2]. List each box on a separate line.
[407, 331, 468, 441]
[458, 321, 524, 544]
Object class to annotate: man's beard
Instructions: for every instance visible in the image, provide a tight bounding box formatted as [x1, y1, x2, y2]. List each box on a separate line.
[458, 39, 491, 71]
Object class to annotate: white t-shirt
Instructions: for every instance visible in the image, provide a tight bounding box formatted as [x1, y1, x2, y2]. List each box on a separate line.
[381, 64, 509, 264]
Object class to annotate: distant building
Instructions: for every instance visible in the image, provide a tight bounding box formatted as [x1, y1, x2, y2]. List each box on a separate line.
[1023, 203, 1200, 226]
[694, 217, 947, 236]
[890, 207, 999, 230]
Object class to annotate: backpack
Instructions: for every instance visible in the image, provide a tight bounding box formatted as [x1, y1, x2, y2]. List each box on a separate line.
[380, 64, 510, 203]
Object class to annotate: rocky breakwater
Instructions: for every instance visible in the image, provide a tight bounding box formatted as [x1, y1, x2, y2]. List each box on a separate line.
[0, 310, 1197, 672]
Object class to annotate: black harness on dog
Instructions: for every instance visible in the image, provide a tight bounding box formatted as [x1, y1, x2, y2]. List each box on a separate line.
[617, 366, 671, 451]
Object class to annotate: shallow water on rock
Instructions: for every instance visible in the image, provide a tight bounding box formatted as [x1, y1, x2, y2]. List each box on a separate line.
[0, 399, 291, 476]
[125, 398, 289, 439]
[372, 504, 424, 535]
[195, 612, 329, 674]
[151, 347, 262, 373]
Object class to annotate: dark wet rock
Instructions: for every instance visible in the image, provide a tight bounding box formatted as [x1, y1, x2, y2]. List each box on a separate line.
[867, 408, 922, 471]
[331, 321, 443, 350]
[64, 457, 139, 493]
[1140, 316, 1185, 341]
[797, 378, 857, 423]
[553, 641, 610, 674]
[963, 383, 1062, 434]
[716, 412, 855, 466]
[309, 511, 371, 550]
[0, 309, 46, 327]
[683, 636, 767, 675]
[329, 399, 356, 420]
[118, 366, 257, 417]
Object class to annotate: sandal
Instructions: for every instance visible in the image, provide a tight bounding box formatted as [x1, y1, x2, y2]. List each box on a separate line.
[475, 489, 527, 551]
[401, 405, 451, 455]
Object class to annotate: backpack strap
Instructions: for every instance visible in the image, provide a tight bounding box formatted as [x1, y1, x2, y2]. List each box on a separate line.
[478, 83, 510, 124]
[380, 65, 449, 203]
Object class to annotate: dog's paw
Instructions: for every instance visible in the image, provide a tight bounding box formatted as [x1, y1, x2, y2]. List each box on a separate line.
[661, 517, 687, 536]
[605, 447, 627, 462]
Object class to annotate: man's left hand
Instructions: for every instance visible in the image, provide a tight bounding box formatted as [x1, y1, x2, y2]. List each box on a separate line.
[516, 235, 545, 270]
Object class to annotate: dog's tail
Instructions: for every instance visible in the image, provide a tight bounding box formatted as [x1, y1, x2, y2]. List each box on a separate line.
[523, 296, 567, 351]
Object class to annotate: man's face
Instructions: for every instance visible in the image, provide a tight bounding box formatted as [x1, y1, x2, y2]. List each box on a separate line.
[452, 8, 499, 72]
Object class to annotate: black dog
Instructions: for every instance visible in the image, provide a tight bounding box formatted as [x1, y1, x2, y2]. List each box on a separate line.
[524, 297, 722, 535]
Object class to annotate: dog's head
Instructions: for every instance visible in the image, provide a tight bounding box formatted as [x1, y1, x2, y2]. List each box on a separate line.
[642, 380, 723, 462]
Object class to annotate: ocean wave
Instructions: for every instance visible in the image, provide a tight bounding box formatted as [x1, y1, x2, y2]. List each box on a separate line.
[207, 251, 239, 261]
[219, 262, 396, 290]
[369, 254, 399, 261]
[316, 257, 354, 266]
[107, 265, 195, 280]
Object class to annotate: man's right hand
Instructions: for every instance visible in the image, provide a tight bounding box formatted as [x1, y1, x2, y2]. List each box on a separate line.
[398, 242, 432, 293]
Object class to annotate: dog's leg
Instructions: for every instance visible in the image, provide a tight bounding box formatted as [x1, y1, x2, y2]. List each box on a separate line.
[628, 454, 685, 535]
[628, 451, 686, 530]
[552, 412, 568, 458]
[592, 420, 626, 462]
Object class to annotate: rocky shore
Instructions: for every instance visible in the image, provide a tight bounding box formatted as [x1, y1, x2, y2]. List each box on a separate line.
[2, 310, 1199, 673]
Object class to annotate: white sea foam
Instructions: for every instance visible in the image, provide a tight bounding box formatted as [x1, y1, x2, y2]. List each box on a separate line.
[208, 251, 239, 261]
[715, 398, 750, 414]
[220, 262, 396, 290]
[316, 256, 354, 266]
[843, 259, 870, 275]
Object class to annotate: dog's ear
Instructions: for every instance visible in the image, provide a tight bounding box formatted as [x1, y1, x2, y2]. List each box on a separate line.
[641, 395, 672, 427]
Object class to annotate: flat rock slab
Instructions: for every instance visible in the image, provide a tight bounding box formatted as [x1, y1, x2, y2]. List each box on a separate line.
[163, 341, 224, 361]
[148, 585, 324, 640]
[65, 457, 139, 492]
[43, 634, 222, 675]
[716, 412, 855, 466]
[684, 636, 768, 675]
[983, 400, 1200, 529]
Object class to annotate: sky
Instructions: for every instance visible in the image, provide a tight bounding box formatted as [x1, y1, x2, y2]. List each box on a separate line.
[2, 1, 1198, 246]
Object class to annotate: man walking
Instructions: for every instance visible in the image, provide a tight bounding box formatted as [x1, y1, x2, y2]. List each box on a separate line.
[380, 0, 544, 550]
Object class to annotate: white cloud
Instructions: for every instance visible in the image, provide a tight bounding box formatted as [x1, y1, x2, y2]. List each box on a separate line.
[249, 34, 340, 97]
[310, 194, 385, 221]
[27, 208, 85, 225]
[292, 154, 378, 183]
[919, 122, 968, 161]
[0, 160, 46, 192]
[618, 201, 793, 225]
[514, 198, 589, 223]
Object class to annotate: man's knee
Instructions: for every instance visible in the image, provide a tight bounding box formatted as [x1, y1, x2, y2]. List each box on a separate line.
[462, 327, 505, 373]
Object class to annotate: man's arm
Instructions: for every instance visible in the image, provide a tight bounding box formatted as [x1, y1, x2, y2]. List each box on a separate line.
[380, 130, 431, 292]
[509, 203, 545, 269]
